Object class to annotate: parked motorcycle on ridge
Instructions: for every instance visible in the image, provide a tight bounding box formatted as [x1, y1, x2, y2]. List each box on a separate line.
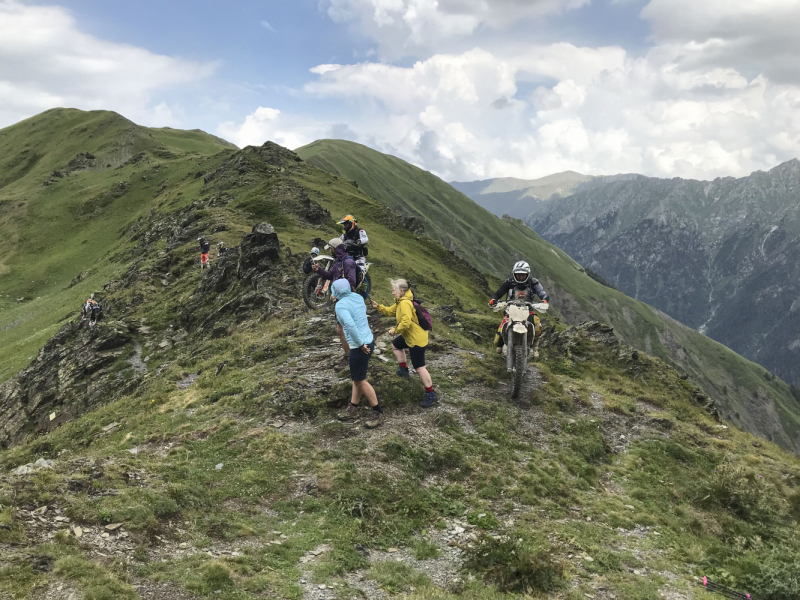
[301, 245, 372, 310]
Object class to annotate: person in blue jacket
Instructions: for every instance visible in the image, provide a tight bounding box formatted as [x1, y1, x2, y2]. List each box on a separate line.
[331, 279, 383, 428]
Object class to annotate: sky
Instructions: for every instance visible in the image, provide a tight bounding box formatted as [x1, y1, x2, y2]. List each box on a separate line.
[1, 0, 799, 182]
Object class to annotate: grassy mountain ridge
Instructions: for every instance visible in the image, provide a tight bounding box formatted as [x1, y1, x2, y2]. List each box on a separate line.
[0, 111, 799, 599]
[0, 108, 233, 381]
[296, 139, 800, 453]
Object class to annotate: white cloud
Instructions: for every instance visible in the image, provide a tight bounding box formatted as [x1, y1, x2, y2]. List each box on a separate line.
[293, 38, 800, 181]
[215, 0, 800, 182]
[261, 20, 275, 32]
[217, 107, 335, 150]
[322, 0, 590, 58]
[0, 0, 217, 128]
[642, 0, 800, 84]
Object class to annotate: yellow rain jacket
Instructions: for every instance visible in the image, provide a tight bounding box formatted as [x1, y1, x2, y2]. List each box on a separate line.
[376, 290, 428, 347]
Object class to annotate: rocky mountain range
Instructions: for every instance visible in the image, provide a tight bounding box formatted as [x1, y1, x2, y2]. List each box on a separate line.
[525, 159, 800, 388]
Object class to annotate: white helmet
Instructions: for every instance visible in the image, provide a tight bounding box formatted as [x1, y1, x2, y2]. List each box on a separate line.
[512, 261, 531, 284]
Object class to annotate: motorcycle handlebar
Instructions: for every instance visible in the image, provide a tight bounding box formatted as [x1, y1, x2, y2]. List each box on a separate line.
[491, 301, 549, 313]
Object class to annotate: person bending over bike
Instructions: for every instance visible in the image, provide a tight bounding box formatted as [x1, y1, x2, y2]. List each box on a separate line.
[489, 261, 549, 359]
[312, 238, 357, 368]
[82, 295, 102, 325]
[338, 215, 369, 284]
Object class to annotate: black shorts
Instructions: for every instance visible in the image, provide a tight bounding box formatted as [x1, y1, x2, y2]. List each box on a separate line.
[349, 341, 375, 381]
[392, 336, 426, 369]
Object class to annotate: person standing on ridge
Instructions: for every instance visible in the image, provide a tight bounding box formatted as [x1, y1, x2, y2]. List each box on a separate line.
[488, 261, 549, 359]
[372, 278, 438, 408]
[338, 215, 369, 287]
[198, 237, 211, 269]
[217, 241, 228, 257]
[332, 279, 383, 428]
[312, 238, 357, 368]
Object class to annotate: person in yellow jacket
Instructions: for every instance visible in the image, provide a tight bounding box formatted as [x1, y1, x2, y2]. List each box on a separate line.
[371, 278, 439, 407]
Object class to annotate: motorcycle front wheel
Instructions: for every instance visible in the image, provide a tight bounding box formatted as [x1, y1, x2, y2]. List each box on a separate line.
[302, 274, 332, 310]
[510, 342, 527, 399]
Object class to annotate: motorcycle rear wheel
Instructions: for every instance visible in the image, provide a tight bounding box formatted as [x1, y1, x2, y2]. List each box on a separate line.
[302, 274, 331, 310]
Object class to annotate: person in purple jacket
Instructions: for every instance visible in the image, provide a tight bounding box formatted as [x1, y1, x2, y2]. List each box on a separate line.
[312, 238, 358, 368]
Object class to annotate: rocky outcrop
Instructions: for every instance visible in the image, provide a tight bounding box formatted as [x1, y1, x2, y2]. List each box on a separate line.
[542, 320, 719, 419]
[237, 223, 281, 287]
[203, 143, 302, 187]
[0, 320, 135, 448]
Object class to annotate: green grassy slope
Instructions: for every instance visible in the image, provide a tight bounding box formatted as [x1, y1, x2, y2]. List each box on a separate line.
[0, 108, 233, 380]
[296, 140, 800, 452]
[1, 128, 799, 600]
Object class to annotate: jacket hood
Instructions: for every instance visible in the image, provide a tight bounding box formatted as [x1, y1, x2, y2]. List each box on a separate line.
[331, 278, 352, 299]
[334, 245, 349, 260]
[395, 290, 413, 303]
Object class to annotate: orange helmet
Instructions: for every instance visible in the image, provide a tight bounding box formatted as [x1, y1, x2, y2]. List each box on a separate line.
[338, 214, 357, 230]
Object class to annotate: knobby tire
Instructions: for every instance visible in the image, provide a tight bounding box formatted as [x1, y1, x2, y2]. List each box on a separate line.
[302, 274, 330, 310]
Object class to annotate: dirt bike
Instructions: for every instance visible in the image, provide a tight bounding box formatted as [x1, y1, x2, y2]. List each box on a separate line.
[492, 300, 549, 399]
[301, 245, 372, 310]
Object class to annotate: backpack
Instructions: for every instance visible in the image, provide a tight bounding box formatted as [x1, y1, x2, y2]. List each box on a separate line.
[411, 293, 432, 331]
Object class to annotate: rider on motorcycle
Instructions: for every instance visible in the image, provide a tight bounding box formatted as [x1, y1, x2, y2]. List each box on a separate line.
[338, 215, 369, 283]
[488, 261, 549, 358]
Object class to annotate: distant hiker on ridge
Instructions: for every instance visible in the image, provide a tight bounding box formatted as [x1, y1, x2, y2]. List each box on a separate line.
[332, 279, 383, 428]
[198, 237, 211, 269]
[312, 237, 357, 368]
[217, 241, 228, 257]
[82, 294, 102, 325]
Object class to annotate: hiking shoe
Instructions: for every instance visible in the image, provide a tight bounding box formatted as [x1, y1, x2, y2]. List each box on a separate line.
[337, 404, 360, 421]
[420, 391, 439, 408]
[396, 366, 410, 379]
[364, 411, 384, 429]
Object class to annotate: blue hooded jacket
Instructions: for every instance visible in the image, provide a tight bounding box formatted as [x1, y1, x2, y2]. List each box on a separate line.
[332, 279, 374, 349]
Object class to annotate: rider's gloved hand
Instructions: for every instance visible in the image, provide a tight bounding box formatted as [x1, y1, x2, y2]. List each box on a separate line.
[543, 299, 548, 303]
[488, 299, 497, 307]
